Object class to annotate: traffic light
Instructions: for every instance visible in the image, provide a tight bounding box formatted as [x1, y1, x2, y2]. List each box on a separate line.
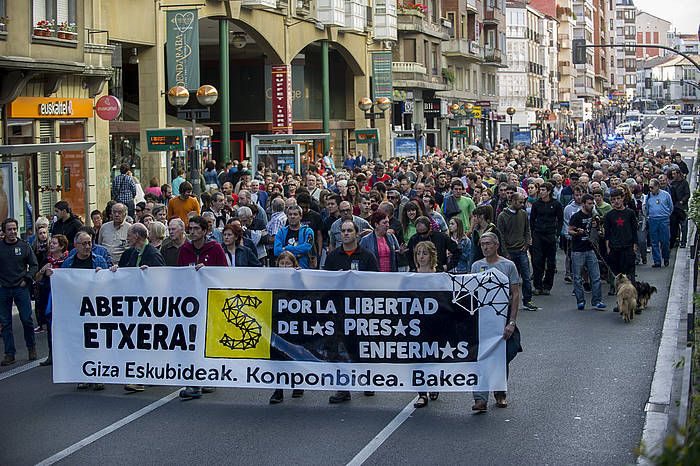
[413, 123, 422, 141]
[572, 39, 586, 65]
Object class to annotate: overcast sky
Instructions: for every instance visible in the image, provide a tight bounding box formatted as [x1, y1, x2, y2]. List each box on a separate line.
[633, 0, 700, 34]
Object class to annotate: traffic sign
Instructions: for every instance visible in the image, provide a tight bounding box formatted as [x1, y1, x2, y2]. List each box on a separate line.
[472, 106, 482, 119]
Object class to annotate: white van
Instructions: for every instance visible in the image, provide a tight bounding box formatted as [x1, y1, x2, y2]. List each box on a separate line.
[657, 104, 682, 115]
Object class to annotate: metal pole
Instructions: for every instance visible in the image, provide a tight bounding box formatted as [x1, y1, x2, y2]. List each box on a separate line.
[321, 40, 330, 153]
[509, 115, 513, 147]
[219, 19, 231, 164]
[191, 116, 201, 196]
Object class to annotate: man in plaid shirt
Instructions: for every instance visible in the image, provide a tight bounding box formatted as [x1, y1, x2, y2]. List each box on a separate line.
[111, 164, 137, 217]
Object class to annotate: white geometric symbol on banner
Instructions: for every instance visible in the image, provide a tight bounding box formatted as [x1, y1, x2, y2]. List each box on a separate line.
[451, 272, 509, 318]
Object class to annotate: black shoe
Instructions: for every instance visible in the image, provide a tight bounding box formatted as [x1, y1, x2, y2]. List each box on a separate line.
[664, 260, 670, 267]
[201, 387, 216, 394]
[414, 395, 428, 408]
[364, 391, 375, 397]
[429, 392, 439, 401]
[613, 306, 619, 313]
[39, 356, 52, 366]
[533, 289, 543, 296]
[642, 258, 647, 264]
[608, 288, 617, 296]
[541, 289, 551, 296]
[635, 308, 642, 315]
[269, 389, 284, 404]
[1, 354, 16, 366]
[291, 389, 304, 398]
[329, 391, 351, 404]
[652, 263, 661, 268]
[680, 244, 686, 249]
[564, 276, 573, 283]
[179, 387, 202, 400]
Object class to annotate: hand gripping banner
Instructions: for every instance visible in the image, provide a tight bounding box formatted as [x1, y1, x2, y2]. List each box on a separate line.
[50, 268, 508, 392]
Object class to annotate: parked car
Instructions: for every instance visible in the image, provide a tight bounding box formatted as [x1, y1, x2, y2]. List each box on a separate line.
[680, 117, 696, 133]
[667, 115, 680, 127]
[657, 104, 682, 115]
[625, 110, 643, 131]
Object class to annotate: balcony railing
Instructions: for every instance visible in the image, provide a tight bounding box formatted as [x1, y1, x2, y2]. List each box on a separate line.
[442, 39, 482, 60]
[397, 11, 450, 39]
[483, 47, 502, 64]
[484, 8, 498, 23]
[466, 0, 477, 12]
[392, 61, 428, 74]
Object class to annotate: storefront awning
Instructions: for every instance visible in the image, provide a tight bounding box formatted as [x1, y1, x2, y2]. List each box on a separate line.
[0, 141, 96, 155]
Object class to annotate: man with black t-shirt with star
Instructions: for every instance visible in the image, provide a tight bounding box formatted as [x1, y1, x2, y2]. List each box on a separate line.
[603, 188, 637, 283]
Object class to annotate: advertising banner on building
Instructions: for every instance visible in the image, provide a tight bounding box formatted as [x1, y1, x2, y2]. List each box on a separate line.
[271, 65, 293, 134]
[371, 52, 393, 100]
[166, 9, 200, 90]
[51, 268, 508, 392]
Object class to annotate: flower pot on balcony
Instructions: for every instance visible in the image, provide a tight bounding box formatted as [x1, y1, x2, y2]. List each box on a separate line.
[400, 9, 425, 18]
[34, 28, 50, 37]
[64, 31, 77, 40]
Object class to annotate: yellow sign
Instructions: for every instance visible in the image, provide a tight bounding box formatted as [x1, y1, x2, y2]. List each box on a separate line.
[7, 97, 94, 119]
[205, 289, 272, 359]
[472, 106, 482, 119]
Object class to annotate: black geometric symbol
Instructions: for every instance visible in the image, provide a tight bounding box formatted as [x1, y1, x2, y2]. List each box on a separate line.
[219, 294, 263, 351]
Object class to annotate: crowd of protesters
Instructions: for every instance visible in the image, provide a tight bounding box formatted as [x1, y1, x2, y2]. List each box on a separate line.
[0, 135, 692, 411]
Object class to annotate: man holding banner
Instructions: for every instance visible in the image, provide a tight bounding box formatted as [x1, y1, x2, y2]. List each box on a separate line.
[471, 232, 522, 412]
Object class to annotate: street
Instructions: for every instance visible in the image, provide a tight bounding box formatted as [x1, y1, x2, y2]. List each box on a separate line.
[641, 113, 699, 155]
[0, 252, 678, 465]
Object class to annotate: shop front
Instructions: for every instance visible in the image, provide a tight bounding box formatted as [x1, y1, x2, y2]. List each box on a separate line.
[0, 97, 95, 232]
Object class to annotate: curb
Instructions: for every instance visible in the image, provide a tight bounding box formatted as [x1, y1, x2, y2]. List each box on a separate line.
[637, 154, 696, 463]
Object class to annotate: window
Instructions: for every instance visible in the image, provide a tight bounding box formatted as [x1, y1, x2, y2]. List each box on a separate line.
[33, 0, 76, 28]
[447, 12, 455, 38]
[431, 44, 439, 75]
[403, 38, 416, 62]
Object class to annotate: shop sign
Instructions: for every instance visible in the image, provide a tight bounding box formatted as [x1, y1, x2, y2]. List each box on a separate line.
[450, 127, 469, 138]
[7, 97, 94, 119]
[146, 128, 185, 152]
[271, 65, 293, 134]
[475, 100, 491, 107]
[423, 99, 441, 115]
[355, 128, 379, 144]
[95, 95, 122, 121]
[471, 106, 482, 119]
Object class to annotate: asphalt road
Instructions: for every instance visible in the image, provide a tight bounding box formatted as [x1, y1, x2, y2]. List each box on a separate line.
[640, 113, 698, 154]
[0, 250, 678, 465]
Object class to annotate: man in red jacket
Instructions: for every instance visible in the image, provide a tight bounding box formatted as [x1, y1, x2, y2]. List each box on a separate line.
[177, 215, 227, 268]
[177, 215, 226, 400]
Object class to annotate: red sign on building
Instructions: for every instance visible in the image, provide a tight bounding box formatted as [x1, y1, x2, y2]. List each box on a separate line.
[271, 65, 293, 134]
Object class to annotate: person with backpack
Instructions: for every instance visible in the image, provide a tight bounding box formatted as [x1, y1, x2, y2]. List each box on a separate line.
[274, 205, 314, 269]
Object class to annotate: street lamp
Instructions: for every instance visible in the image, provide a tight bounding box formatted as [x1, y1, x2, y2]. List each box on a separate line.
[358, 96, 391, 159]
[167, 84, 219, 196]
[506, 107, 516, 147]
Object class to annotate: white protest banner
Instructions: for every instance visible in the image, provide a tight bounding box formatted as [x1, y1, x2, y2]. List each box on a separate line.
[51, 268, 508, 392]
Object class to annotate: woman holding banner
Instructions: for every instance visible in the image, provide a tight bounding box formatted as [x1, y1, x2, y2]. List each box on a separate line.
[413, 241, 440, 409]
[269, 251, 305, 404]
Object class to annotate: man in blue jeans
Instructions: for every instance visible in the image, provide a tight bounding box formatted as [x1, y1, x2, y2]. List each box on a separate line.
[497, 193, 538, 311]
[568, 195, 606, 311]
[646, 178, 673, 267]
[0, 218, 39, 366]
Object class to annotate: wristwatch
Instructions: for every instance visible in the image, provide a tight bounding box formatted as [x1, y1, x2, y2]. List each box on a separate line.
[508, 320, 516, 327]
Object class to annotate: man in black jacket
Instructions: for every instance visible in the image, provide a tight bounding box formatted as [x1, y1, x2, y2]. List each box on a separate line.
[0, 218, 39, 366]
[530, 182, 563, 295]
[116, 223, 165, 268]
[669, 168, 690, 248]
[51, 200, 83, 249]
[407, 216, 460, 272]
[324, 220, 378, 404]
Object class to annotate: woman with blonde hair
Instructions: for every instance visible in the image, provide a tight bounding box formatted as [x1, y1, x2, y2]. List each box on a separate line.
[413, 240, 439, 408]
[148, 221, 167, 250]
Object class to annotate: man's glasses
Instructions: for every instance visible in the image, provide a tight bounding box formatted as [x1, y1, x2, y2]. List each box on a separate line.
[77, 241, 92, 246]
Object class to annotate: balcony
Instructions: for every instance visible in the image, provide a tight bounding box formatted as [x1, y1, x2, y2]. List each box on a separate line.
[242, 0, 277, 8]
[466, 0, 477, 12]
[31, 22, 79, 48]
[483, 8, 499, 25]
[483, 47, 504, 66]
[398, 12, 450, 40]
[442, 39, 482, 61]
[392, 61, 447, 90]
[528, 62, 544, 75]
[526, 96, 544, 108]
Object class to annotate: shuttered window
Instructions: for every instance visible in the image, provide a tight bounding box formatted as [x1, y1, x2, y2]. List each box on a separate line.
[32, 0, 76, 26]
[38, 121, 57, 216]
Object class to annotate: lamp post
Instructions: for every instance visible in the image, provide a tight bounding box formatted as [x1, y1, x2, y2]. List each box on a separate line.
[506, 106, 516, 147]
[358, 96, 391, 159]
[167, 84, 219, 196]
[465, 103, 474, 143]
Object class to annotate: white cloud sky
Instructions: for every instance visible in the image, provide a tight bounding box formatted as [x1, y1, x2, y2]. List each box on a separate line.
[633, 0, 700, 34]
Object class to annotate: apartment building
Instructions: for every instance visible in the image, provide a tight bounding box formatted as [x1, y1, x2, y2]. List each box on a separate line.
[635, 10, 671, 59]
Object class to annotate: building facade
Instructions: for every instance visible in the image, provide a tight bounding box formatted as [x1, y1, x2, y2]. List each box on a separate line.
[609, 0, 636, 99]
[635, 10, 671, 59]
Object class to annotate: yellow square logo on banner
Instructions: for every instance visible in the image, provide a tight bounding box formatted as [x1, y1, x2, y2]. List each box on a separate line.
[205, 289, 273, 359]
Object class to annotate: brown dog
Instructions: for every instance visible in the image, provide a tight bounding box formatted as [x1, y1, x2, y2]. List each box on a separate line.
[615, 274, 638, 323]
[634, 281, 657, 310]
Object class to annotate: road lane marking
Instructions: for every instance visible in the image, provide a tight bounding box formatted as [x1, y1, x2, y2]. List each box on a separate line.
[36, 389, 180, 466]
[346, 396, 418, 466]
[0, 360, 42, 381]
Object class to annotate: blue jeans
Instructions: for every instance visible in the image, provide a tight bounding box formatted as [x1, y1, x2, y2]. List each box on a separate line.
[571, 250, 602, 305]
[508, 250, 532, 304]
[648, 217, 670, 265]
[0, 286, 36, 356]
